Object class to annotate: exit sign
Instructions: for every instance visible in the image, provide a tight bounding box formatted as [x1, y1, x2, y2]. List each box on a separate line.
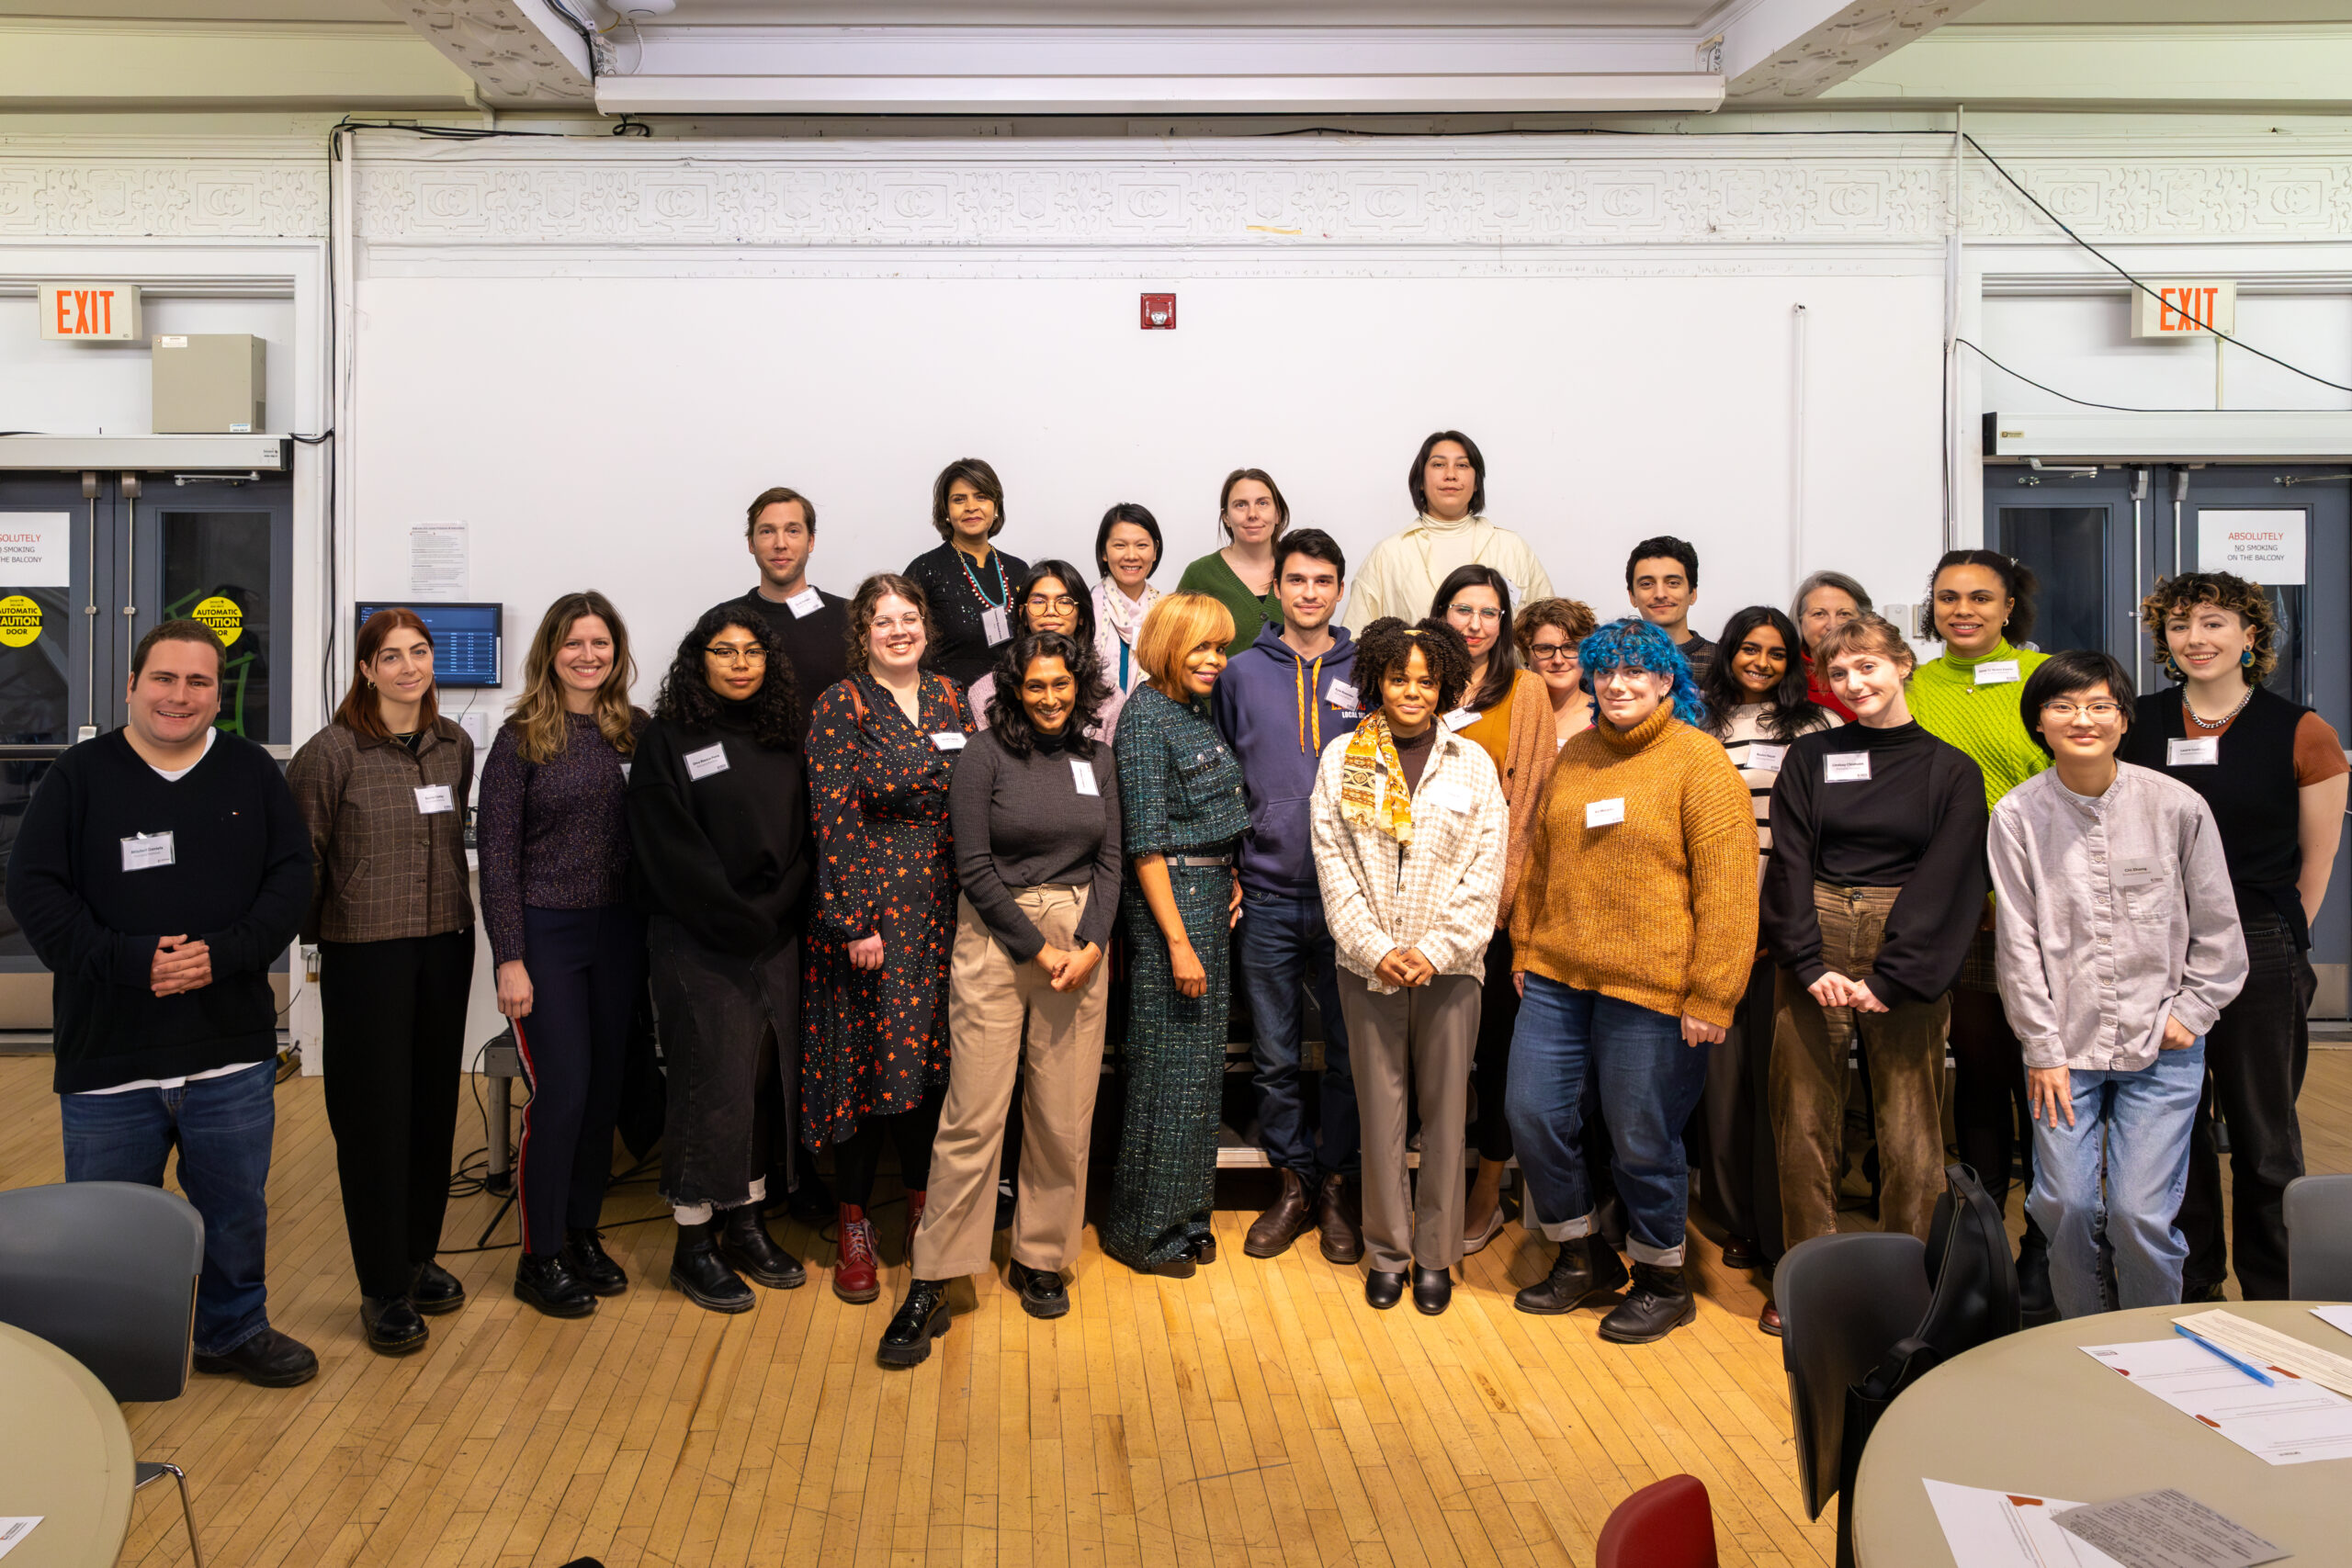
[2131, 280, 2235, 339]
[39, 283, 141, 341]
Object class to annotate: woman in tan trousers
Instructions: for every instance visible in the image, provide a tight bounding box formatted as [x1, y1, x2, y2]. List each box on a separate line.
[876, 629, 1123, 1368]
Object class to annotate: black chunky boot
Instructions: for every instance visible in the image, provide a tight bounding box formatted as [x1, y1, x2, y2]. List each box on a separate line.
[514, 1250, 596, 1319]
[716, 1205, 807, 1290]
[564, 1229, 628, 1297]
[1599, 1262, 1697, 1344]
[878, 1278, 953, 1367]
[670, 1221, 755, 1313]
[1514, 1235, 1627, 1315]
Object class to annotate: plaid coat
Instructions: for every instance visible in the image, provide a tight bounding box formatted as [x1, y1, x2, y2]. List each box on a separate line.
[286, 716, 474, 944]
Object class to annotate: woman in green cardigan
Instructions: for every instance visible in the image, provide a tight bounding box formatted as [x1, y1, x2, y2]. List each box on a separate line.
[1174, 468, 1288, 656]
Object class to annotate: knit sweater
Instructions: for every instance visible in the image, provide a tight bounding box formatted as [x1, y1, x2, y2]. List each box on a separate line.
[1508, 704, 1759, 1028]
[1905, 640, 2051, 811]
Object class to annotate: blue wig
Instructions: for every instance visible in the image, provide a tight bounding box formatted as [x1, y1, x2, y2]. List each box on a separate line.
[1577, 617, 1705, 727]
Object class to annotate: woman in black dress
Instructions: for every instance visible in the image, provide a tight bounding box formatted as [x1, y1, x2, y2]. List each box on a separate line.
[903, 457, 1030, 688]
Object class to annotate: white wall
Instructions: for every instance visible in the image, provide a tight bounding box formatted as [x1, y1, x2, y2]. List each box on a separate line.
[350, 270, 1945, 695]
[1980, 291, 2352, 415]
[0, 294, 297, 434]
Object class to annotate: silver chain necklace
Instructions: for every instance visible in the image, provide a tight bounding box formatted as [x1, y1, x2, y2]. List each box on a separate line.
[2183, 683, 2254, 730]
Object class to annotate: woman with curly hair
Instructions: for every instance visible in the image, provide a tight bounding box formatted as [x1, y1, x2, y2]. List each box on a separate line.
[1517, 596, 1599, 748]
[1505, 618, 1758, 1343]
[627, 608, 811, 1312]
[1309, 617, 1507, 1314]
[2119, 571, 2346, 1301]
[802, 574, 973, 1304]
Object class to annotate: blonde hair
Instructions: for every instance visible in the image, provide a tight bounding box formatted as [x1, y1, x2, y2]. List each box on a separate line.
[1136, 592, 1235, 695]
[507, 591, 639, 763]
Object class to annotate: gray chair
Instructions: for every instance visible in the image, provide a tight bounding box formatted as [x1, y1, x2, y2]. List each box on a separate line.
[2285, 1173, 2352, 1300]
[0, 1180, 208, 1566]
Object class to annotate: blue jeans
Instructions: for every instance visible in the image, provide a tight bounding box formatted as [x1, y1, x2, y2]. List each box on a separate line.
[1235, 888, 1358, 1179]
[60, 1058, 277, 1357]
[1507, 976, 1709, 1267]
[2026, 1040, 2205, 1319]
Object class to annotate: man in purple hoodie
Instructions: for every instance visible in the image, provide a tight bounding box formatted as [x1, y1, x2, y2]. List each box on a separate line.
[1211, 527, 1365, 1262]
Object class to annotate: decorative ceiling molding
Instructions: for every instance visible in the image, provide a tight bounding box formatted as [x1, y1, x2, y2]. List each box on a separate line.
[1728, 0, 1987, 102]
[0, 156, 328, 239]
[379, 0, 595, 105]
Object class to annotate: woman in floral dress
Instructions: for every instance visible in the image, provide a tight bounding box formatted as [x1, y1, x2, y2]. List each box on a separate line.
[803, 573, 976, 1303]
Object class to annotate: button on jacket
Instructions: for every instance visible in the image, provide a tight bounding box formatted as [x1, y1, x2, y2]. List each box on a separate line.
[1988, 761, 2246, 1074]
[287, 716, 475, 944]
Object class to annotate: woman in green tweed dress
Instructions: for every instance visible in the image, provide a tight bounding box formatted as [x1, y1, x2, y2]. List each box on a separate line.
[1104, 592, 1250, 1277]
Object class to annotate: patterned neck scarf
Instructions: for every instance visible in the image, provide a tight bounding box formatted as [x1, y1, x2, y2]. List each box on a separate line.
[1340, 710, 1414, 846]
[1093, 579, 1161, 694]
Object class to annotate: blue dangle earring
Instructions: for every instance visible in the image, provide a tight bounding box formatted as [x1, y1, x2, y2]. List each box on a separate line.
[2242, 649, 2256, 667]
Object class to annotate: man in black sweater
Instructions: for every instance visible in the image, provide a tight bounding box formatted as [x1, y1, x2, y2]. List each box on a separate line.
[6, 620, 317, 1387]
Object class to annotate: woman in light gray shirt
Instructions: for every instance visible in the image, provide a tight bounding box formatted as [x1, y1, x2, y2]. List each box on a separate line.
[1990, 651, 2245, 1319]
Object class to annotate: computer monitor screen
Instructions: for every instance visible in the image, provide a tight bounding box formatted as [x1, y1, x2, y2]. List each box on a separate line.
[354, 602, 503, 688]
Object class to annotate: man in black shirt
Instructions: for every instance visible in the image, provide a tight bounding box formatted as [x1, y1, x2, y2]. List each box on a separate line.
[6, 620, 317, 1387]
[1627, 535, 1715, 682]
[723, 486, 848, 744]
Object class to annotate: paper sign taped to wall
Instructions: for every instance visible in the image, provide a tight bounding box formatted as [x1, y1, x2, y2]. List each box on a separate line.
[0, 513, 70, 587]
[410, 522, 468, 599]
[2198, 510, 2303, 585]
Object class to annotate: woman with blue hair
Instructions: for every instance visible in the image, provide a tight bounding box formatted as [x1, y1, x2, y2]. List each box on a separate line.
[1505, 617, 1759, 1343]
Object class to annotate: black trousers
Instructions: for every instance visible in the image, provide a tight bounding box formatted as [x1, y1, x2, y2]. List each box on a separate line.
[514, 904, 645, 1258]
[1951, 985, 2031, 1214]
[647, 919, 801, 1213]
[1474, 931, 1520, 1164]
[2181, 912, 2313, 1301]
[320, 930, 476, 1299]
[1697, 955, 1786, 1267]
[836, 1091, 945, 1209]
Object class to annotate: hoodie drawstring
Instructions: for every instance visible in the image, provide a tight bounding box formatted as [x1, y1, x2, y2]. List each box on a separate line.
[1295, 652, 1324, 756]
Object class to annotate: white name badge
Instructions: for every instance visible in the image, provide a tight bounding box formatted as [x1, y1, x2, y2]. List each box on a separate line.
[414, 784, 456, 815]
[121, 831, 175, 872]
[785, 587, 823, 619]
[2117, 856, 2159, 887]
[1585, 796, 1626, 828]
[1430, 780, 1475, 815]
[684, 742, 730, 781]
[931, 731, 967, 751]
[1824, 752, 1873, 784]
[2168, 736, 2220, 767]
[1973, 660, 2021, 686]
[619, 762, 632, 783]
[1746, 743, 1788, 773]
[1326, 680, 1358, 711]
[981, 605, 1011, 646]
[1442, 707, 1478, 733]
[1070, 757, 1100, 796]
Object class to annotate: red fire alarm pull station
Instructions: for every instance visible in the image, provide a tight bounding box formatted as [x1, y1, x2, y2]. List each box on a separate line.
[1140, 293, 1176, 330]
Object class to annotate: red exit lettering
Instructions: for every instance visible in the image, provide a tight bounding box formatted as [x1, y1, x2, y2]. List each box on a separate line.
[51, 288, 117, 335]
[2159, 286, 2219, 333]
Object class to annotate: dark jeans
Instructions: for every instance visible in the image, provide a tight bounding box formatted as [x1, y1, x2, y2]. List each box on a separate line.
[1697, 955, 1786, 1266]
[1235, 887, 1359, 1180]
[647, 919, 799, 1214]
[514, 903, 644, 1257]
[1474, 931, 1519, 1164]
[835, 1092, 945, 1208]
[61, 1058, 277, 1358]
[1509, 975, 1710, 1268]
[320, 931, 475, 1298]
[2180, 912, 2313, 1301]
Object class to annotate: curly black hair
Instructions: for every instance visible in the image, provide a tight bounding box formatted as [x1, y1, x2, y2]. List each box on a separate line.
[653, 604, 801, 748]
[1354, 616, 1475, 717]
[1701, 604, 1828, 742]
[985, 631, 1107, 759]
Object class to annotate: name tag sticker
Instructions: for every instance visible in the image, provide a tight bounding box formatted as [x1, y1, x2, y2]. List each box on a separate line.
[2169, 736, 2220, 767]
[1326, 679, 1358, 711]
[1747, 742, 1788, 773]
[1442, 707, 1478, 733]
[1071, 757, 1100, 796]
[981, 605, 1011, 647]
[1430, 781, 1475, 815]
[785, 587, 823, 618]
[2118, 856, 2159, 887]
[619, 762, 632, 783]
[414, 784, 456, 815]
[1825, 752, 1872, 784]
[931, 731, 967, 751]
[1973, 660, 2021, 686]
[121, 831, 175, 872]
[1585, 796, 1626, 828]
[684, 742, 730, 781]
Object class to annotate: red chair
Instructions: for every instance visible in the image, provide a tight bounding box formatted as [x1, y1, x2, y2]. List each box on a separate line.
[1595, 1473, 1719, 1568]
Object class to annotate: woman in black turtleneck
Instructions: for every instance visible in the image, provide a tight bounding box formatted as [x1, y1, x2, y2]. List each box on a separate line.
[628, 607, 813, 1314]
[1764, 614, 1987, 1251]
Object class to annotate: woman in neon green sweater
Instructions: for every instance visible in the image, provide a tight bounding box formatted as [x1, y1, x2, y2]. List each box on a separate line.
[1905, 548, 2051, 1315]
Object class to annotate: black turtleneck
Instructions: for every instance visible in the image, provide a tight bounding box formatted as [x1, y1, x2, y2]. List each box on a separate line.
[626, 694, 810, 956]
[1393, 724, 1438, 794]
[1763, 718, 1989, 1006]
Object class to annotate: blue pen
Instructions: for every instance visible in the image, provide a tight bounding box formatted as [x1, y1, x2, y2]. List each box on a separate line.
[2175, 1324, 2278, 1387]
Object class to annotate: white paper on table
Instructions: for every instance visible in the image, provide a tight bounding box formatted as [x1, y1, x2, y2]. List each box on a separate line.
[2308, 1303, 2352, 1339]
[2177, 1309, 2352, 1399]
[0, 1518, 40, 1562]
[2082, 1337, 2352, 1465]
[2052, 1489, 2287, 1568]
[1923, 1481, 2124, 1568]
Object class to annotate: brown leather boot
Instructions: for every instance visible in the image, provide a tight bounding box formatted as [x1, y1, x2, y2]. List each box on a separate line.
[1245, 1168, 1315, 1258]
[1316, 1173, 1363, 1265]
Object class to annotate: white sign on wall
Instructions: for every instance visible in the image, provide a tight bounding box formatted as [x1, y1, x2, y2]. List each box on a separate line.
[409, 521, 469, 599]
[2131, 281, 2237, 339]
[2198, 509, 2304, 585]
[0, 513, 71, 587]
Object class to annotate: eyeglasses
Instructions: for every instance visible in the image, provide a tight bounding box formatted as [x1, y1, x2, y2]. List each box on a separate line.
[705, 645, 767, 665]
[1447, 604, 1503, 625]
[1526, 641, 1576, 662]
[1025, 594, 1079, 612]
[2041, 700, 2122, 720]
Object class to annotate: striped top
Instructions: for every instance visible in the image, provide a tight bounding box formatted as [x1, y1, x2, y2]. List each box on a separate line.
[1716, 703, 1840, 880]
[1905, 640, 2052, 811]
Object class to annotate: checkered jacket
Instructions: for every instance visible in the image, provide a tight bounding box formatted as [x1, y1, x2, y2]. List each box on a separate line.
[286, 717, 474, 944]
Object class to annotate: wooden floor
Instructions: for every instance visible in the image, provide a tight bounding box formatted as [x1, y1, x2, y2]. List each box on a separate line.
[6, 1051, 2351, 1568]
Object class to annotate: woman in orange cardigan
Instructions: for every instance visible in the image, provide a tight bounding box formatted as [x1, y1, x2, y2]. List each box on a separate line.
[1430, 564, 1558, 1249]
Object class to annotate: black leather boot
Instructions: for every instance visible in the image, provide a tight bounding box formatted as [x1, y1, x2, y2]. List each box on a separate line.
[359, 1295, 428, 1356]
[2017, 1230, 2058, 1325]
[1514, 1235, 1629, 1316]
[716, 1205, 806, 1290]
[670, 1222, 755, 1314]
[192, 1326, 319, 1387]
[1007, 1259, 1069, 1320]
[514, 1250, 596, 1318]
[563, 1229, 628, 1297]
[1599, 1262, 1697, 1344]
[877, 1278, 953, 1367]
[1364, 1269, 1406, 1310]
[410, 1259, 466, 1315]
[1412, 1266, 1453, 1315]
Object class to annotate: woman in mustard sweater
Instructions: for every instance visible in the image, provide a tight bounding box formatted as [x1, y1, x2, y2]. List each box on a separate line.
[1505, 618, 1758, 1344]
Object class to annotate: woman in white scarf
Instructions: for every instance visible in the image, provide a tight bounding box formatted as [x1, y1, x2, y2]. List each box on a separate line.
[1091, 502, 1165, 728]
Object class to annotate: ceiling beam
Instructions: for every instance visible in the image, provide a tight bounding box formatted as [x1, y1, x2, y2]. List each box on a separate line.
[379, 0, 597, 105]
[0, 17, 479, 108]
[1724, 0, 1991, 102]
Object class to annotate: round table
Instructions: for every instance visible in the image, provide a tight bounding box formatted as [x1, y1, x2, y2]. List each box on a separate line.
[1853, 1300, 2352, 1565]
[0, 1321, 134, 1567]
